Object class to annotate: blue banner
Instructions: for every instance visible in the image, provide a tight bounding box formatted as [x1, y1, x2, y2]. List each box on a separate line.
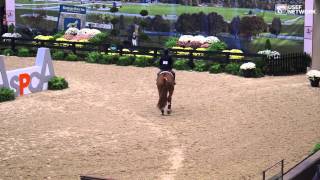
[59, 5, 86, 14]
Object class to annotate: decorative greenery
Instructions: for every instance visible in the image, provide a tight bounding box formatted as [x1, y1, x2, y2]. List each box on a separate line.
[86, 51, 101, 63]
[240, 16, 267, 37]
[140, 9, 149, 17]
[8, 24, 15, 33]
[133, 56, 153, 67]
[0, 87, 15, 103]
[110, 17, 119, 26]
[110, 29, 120, 36]
[139, 32, 151, 41]
[17, 48, 31, 57]
[101, 54, 119, 64]
[52, 50, 65, 60]
[254, 68, 265, 78]
[2, 49, 14, 56]
[173, 59, 191, 70]
[208, 41, 227, 51]
[225, 63, 240, 75]
[209, 63, 223, 73]
[48, 76, 69, 90]
[270, 17, 282, 36]
[265, 39, 272, 50]
[89, 32, 108, 44]
[193, 60, 208, 72]
[65, 53, 78, 61]
[110, 7, 119, 14]
[50, 32, 63, 40]
[313, 143, 320, 153]
[254, 58, 267, 73]
[117, 56, 134, 66]
[153, 59, 160, 67]
[165, 37, 178, 48]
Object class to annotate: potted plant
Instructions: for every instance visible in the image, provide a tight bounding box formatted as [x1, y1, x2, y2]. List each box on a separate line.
[306, 70, 320, 87]
[240, 62, 256, 77]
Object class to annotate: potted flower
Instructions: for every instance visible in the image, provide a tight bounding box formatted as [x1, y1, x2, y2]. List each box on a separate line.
[306, 70, 320, 87]
[240, 62, 256, 77]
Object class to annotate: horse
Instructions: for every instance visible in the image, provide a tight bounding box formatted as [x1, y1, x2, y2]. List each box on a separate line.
[156, 71, 175, 115]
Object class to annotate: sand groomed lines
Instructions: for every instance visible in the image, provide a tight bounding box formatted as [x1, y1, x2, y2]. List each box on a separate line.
[0, 57, 320, 179]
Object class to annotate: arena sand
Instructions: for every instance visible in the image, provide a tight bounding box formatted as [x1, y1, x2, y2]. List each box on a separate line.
[0, 56, 320, 180]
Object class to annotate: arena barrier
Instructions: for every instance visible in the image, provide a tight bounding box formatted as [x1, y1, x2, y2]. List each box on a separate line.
[0, 48, 55, 96]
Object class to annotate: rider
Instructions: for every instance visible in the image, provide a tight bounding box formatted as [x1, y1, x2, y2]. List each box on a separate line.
[158, 49, 175, 83]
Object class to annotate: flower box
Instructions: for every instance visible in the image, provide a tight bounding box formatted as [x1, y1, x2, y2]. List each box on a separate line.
[307, 70, 320, 87]
[240, 62, 256, 78]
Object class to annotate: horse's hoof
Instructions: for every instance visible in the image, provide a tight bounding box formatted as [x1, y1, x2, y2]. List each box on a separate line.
[161, 110, 164, 115]
[167, 110, 171, 115]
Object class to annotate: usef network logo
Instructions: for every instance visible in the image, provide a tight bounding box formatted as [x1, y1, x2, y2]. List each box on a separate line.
[275, 4, 316, 15]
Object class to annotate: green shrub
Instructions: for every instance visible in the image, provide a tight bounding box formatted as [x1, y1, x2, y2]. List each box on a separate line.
[313, 143, 320, 153]
[254, 68, 264, 78]
[52, 50, 65, 60]
[265, 39, 272, 50]
[17, 48, 31, 57]
[53, 31, 64, 40]
[100, 54, 113, 64]
[89, 32, 108, 44]
[139, 32, 151, 41]
[173, 59, 191, 70]
[208, 41, 227, 51]
[3, 49, 14, 56]
[225, 63, 240, 75]
[65, 53, 78, 61]
[209, 63, 223, 74]
[140, 9, 149, 16]
[48, 76, 69, 90]
[254, 58, 267, 73]
[8, 24, 14, 33]
[133, 56, 153, 67]
[165, 37, 178, 48]
[86, 51, 101, 63]
[194, 60, 208, 72]
[0, 87, 15, 103]
[117, 56, 134, 66]
[153, 59, 160, 67]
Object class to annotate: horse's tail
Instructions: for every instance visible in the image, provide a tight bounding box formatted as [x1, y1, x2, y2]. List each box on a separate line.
[157, 78, 168, 110]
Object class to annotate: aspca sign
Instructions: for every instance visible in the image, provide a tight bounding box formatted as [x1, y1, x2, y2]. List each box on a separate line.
[0, 48, 55, 96]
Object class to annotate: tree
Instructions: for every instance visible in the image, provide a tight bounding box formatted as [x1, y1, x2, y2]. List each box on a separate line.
[175, 12, 227, 35]
[103, 15, 110, 24]
[110, 7, 118, 16]
[119, 15, 125, 29]
[140, 10, 148, 17]
[230, 16, 240, 38]
[152, 15, 170, 32]
[270, 17, 281, 36]
[240, 16, 267, 38]
[207, 12, 227, 35]
[265, 39, 271, 50]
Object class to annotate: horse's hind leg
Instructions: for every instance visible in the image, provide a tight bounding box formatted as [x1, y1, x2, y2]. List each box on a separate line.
[167, 87, 174, 114]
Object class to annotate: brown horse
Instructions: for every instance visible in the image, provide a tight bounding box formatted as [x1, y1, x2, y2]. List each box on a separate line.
[157, 71, 175, 115]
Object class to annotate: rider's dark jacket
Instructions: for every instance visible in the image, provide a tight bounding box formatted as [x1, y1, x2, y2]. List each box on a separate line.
[159, 55, 173, 71]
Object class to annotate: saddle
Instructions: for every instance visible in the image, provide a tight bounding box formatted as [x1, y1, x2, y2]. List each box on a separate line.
[159, 71, 174, 78]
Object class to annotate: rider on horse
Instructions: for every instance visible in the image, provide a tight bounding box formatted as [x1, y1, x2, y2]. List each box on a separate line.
[158, 49, 175, 84]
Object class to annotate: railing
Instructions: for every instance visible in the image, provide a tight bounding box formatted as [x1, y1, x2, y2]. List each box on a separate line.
[263, 160, 284, 180]
[0, 37, 311, 75]
[266, 53, 311, 75]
